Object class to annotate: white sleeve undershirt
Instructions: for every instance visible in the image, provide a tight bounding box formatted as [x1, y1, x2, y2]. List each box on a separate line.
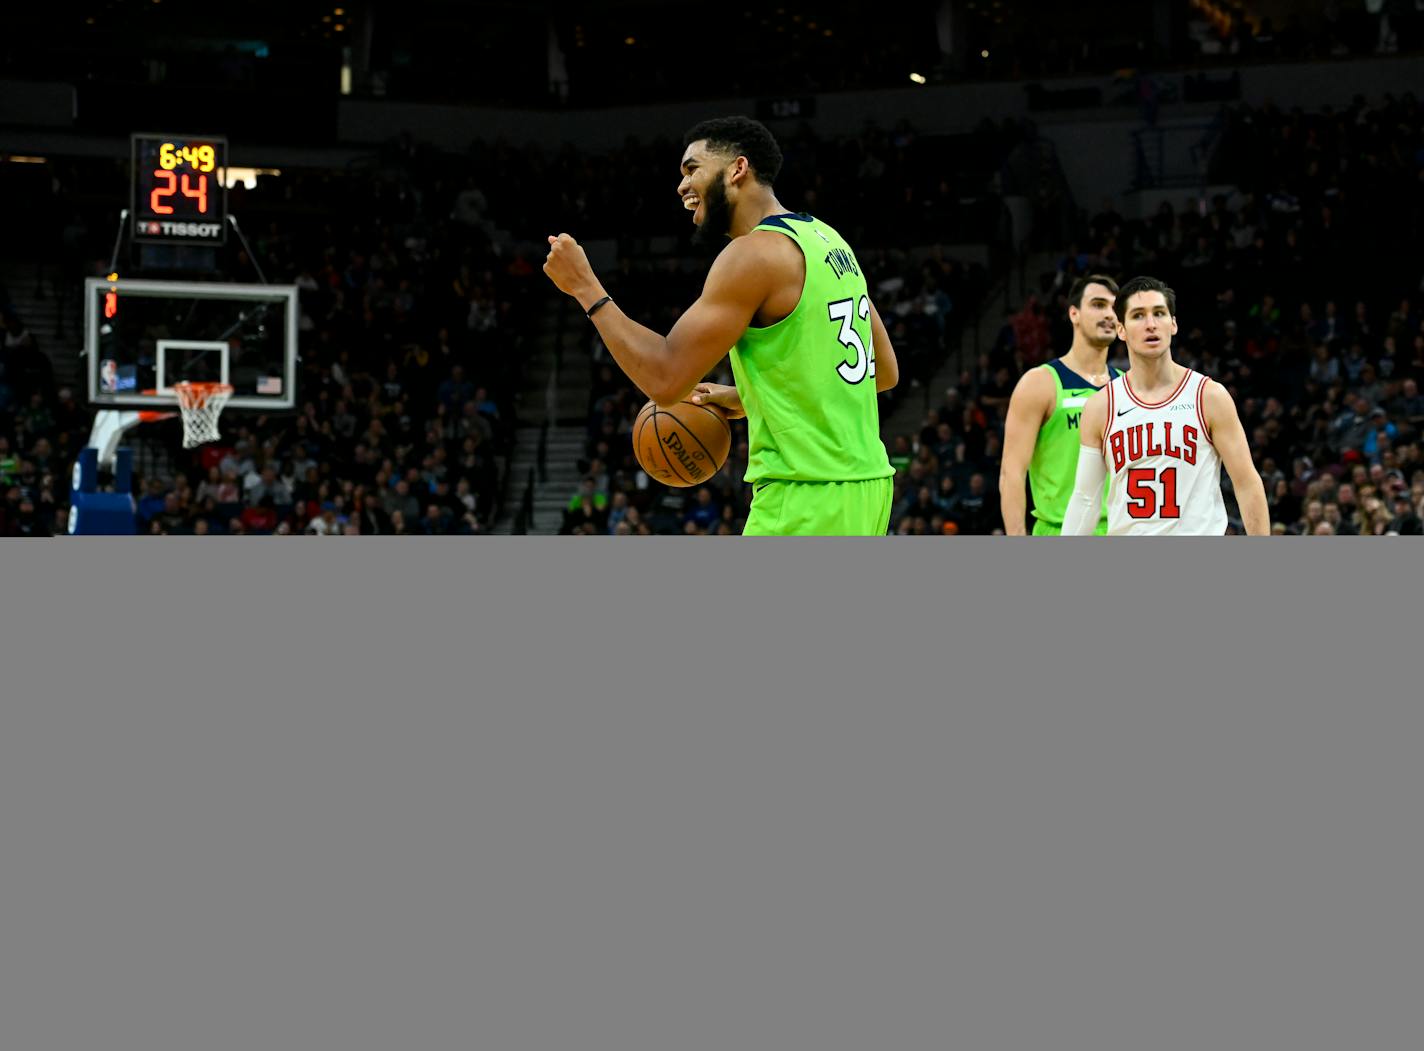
[1061, 444, 1108, 535]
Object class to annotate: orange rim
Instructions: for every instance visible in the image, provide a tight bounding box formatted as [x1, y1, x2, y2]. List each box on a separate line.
[173, 381, 234, 409]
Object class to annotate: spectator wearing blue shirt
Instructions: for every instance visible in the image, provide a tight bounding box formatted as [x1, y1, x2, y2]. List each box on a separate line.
[683, 488, 720, 533]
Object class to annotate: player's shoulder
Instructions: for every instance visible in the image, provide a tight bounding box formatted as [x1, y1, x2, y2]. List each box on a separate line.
[1190, 368, 1218, 397]
[722, 227, 802, 268]
[1197, 371, 1234, 415]
[742, 226, 806, 259]
[710, 231, 791, 284]
[1012, 362, 1056, 396]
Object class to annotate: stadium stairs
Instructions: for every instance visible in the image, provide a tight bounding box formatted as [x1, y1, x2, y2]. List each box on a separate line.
[491, 298, 590, 534]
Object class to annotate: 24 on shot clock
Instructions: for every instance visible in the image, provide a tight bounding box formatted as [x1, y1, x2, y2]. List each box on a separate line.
[130, 133, 229, 245]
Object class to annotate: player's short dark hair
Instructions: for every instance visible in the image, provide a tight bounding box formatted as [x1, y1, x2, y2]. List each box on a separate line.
[1067, 274, 1119, 309]
[683, 116, 783, 186]
[1113, 276, 1177, 321]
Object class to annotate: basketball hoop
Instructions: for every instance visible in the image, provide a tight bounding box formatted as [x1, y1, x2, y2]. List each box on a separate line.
[173, 381, 234, 448]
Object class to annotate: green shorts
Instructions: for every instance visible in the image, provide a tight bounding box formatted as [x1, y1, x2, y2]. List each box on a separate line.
[743, 477, 894, 536]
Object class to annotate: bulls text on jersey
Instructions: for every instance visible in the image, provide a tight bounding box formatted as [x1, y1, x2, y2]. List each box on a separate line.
[1108, 420, 1200, 472]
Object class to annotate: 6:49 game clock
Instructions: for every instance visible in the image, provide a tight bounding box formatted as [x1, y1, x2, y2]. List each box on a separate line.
[131, 133, 228, 245]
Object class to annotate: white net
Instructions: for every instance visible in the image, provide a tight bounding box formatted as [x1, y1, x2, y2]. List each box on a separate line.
[173, 382, 234, 448]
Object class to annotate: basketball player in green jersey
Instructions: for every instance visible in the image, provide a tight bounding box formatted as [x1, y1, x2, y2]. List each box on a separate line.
[999, 275, 1122, 535]
[542, 116, 899, 536]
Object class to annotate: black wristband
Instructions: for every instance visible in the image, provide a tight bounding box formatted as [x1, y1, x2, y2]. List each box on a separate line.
[585, 295, 612, 319]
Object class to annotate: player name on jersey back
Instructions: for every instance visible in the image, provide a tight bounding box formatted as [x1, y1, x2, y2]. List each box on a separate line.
[1102, 370, 1227, 535]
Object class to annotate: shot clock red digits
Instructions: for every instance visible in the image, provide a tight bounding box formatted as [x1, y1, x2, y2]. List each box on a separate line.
[149, 171, 209, 215]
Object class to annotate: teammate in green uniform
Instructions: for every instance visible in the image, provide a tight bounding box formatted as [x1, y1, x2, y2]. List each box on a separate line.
[542, 116, 899, 535]
[999, 274, 1121, 535]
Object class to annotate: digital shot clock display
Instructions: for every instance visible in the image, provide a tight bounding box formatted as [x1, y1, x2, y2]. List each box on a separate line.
[130, 133, 229, 245]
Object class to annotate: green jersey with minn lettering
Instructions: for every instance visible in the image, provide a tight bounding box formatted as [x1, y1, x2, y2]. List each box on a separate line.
[1029, 358, 1120, 534]
[727, 213, 894, 485]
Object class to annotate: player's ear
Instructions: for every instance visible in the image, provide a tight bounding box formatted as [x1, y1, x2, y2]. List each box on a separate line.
[1170, 316, 1179, 336]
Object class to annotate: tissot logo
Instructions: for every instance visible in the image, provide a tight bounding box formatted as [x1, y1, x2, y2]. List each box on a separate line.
[142, 221, 220, 238]
[154, 222, 221, 238]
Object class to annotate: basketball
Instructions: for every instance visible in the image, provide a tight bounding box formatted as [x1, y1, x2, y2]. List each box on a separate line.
[633, 399, 732, 487]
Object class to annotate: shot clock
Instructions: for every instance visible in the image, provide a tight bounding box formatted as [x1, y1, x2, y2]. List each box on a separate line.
[130, 133, 229, 245]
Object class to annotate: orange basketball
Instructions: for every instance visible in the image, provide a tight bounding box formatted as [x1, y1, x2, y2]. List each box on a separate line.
[633, 399, 732, 487]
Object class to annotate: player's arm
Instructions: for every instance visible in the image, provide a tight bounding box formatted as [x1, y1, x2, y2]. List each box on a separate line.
[1202, 379, 1270, 536]
[1061, 389, 1109, 536]
[998, 368, 1054, 535]
[543, 232, 769, 405]
[866, 299, 899, 393]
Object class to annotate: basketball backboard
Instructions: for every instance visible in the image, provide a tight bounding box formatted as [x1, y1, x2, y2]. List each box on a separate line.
[86, 277, 298, 411]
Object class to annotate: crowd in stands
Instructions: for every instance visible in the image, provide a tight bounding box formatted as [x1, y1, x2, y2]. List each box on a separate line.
[887, 93, 1424, 536]
[0, 307, 65, 536]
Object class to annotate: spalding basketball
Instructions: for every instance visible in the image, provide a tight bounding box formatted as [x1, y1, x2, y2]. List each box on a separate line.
[633, 399, 732, 487]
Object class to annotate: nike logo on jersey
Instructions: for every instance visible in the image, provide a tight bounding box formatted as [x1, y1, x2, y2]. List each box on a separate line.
[1116, 405, 1136, 416]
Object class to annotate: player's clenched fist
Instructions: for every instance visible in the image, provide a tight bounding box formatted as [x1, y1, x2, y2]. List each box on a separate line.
[543, 233, 598, 301]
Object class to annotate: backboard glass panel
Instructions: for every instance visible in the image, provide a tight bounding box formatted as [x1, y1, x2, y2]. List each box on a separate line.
[86, 278, 298, 410]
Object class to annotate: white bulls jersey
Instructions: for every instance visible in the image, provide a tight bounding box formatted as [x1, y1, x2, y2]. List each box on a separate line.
[1101, 369, 1227, 535]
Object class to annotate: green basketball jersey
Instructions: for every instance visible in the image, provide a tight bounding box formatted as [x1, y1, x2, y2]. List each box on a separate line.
[1028, 358, 1119, 532]
[728, 213, 895, 485]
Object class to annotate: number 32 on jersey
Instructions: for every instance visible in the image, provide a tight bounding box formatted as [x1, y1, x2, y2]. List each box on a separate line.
[828, 296, 875, 384]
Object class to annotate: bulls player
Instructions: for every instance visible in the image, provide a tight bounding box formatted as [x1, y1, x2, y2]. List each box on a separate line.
[1062, 277, 1269, 535]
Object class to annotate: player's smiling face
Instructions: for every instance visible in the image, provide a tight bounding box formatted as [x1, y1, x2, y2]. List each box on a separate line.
[1117, 291, 1178, 359]
[678, 142, 734, 244]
